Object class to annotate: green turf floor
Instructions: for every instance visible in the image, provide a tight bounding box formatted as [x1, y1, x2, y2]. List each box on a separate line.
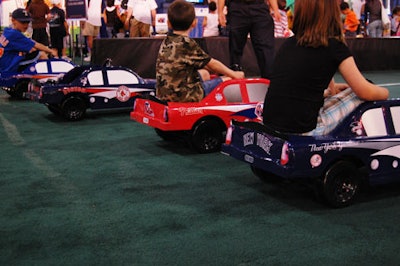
[1, 71, 400, 265]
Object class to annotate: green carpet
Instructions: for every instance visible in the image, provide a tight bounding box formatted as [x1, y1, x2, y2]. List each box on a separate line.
[1, 71, 400, 265]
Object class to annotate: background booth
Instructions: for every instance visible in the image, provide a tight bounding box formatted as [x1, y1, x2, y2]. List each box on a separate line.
[93, 37, 400, 79]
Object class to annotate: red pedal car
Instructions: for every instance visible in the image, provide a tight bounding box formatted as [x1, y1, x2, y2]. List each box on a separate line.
[130, 78, 269, 153]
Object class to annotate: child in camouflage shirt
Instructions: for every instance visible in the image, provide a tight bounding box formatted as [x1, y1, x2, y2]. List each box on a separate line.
[156, 0, 244, 102]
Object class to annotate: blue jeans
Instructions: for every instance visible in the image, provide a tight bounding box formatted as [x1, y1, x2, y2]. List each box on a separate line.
[201, 76, 223, 96]
[368, 20, 383, 37]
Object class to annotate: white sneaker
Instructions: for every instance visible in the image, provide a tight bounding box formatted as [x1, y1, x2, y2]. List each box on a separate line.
[84, 55, 91, 62]
[62, 56, 71, 61]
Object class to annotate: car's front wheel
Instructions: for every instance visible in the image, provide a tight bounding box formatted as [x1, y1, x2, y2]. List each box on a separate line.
[321, 161, 360, 208]
[9, 79, 30, 99]
[61, 96, 87, 121]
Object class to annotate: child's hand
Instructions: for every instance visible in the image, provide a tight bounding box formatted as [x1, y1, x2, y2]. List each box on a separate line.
[50, 50, 58, 58]
[232, 71, 245, 79]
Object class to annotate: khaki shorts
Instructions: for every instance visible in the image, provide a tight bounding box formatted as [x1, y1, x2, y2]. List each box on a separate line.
[82, 22, 100, 37]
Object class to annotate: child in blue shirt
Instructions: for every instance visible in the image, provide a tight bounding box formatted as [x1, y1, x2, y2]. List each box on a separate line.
[0, 8, 57, 72]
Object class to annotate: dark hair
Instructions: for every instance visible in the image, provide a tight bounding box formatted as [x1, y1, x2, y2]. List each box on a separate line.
[340, 2, 349, 10]
[392, 6, 400, 15]
[209, 1, 217, 11]
[168, 0, 196, 31]
[293, 0, 345, 47]
[107, 0, 114, 7]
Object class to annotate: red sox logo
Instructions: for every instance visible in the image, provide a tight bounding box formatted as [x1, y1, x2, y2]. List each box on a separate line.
[116, 86, 130, 102]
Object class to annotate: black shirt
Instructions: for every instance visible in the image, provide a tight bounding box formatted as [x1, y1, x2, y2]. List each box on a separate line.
[262, 37, 351, 133]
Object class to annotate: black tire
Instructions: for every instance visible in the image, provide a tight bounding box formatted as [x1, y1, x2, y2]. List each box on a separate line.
[251, 166, 283, 183]
[61, 96, 87, 121]
[191, 119, 224, 153]
[10, 79, 30, 99]
[321, 161, 360, 208]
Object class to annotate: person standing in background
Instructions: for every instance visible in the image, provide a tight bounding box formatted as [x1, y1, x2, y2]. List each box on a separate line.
[103, 0, 122, 38]
[202, 1, 220, 37]
[391, 6, 400, 35]
[82, 0, 102, 62]
[272, 0, 293, 38]
[28, 0, 50, 46]
[361, 0, 383, 37]
[340, 2, 360, 37]
[49, 0, 68, 58]
[217, 0, 280, 78]
[124, 0, 157, 37]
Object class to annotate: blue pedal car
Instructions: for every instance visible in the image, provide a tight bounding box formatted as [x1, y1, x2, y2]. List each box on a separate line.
[222, 99, 400, 207]
[25, 64, 156, 121]
[0, 58, 75, 98]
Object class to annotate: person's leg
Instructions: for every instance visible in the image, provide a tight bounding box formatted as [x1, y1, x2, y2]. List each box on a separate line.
[228, 2, 251, 69]
[201, 77, 223, 96]
[129, 19, 140, 37]
[198, 69, 210, 81]
[304, 88, 364, 136]
[249, 3, 274, 78]
[368, 20, 379, 37]
[140, 22, 151, 37]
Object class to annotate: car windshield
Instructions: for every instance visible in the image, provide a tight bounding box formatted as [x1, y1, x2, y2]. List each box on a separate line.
[59, 66, 90, 84]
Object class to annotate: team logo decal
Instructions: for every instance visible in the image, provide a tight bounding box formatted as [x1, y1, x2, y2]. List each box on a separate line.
[255, 102, 263, 121]
[310, 154, 322, 168]
[215, 93, 223, 102]
[144, 101, 154, 117]
[116, 86, 130, 102]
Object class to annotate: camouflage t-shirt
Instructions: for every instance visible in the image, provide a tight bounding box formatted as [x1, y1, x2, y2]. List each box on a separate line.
[156, 33, 211, 102]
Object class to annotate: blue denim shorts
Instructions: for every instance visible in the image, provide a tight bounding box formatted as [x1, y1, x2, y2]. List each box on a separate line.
[199, 74, 223, 96]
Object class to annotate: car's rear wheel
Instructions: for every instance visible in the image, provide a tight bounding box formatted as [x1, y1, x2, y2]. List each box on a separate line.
[61, 96, 87, 121]
[191, 119, 224, 153]
[321, 161, 360, 208]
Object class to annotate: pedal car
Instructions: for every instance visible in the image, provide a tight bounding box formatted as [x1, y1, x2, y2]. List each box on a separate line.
[221, 99, 400, 207]
[25, 65, 156, 121]
[0, 58, 75, 98]
[130, 78, 269, 153]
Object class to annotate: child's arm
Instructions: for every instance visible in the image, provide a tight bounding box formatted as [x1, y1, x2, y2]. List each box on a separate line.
[32, 41, 58, 58]
[205, 58, 245, 79]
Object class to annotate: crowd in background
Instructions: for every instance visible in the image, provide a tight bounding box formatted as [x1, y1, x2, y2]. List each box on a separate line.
[8, 0, 400, 61]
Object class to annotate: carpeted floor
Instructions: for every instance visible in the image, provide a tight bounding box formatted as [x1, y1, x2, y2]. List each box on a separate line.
[1, 71, 400, 265]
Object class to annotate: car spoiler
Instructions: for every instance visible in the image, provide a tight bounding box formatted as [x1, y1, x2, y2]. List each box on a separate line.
[134, 93, 168, 106]
[231, 120, 290, 141]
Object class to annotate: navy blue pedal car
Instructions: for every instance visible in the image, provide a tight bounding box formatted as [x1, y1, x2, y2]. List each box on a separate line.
[222, 99, 400, 207]
[25, 64, 156, 121]
[0, 58, 75, 98]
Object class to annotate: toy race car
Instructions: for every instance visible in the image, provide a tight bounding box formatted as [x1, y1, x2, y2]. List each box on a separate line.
[130, 78, 269, 153]
[25, 65, 156, 121]
[0, 58, 75, 98]
[221, 99, 400, 207]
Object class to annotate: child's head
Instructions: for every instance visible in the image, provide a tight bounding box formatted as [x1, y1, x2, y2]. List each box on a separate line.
[293, 0, 344, 47]
[208, 1, 217, 12]
[11, 8, 31, 32]
[340, 2, 350, 12]
[107, 0, 115, 7]
[392, 6, 400, 16]
[168, 0, 196, 31]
